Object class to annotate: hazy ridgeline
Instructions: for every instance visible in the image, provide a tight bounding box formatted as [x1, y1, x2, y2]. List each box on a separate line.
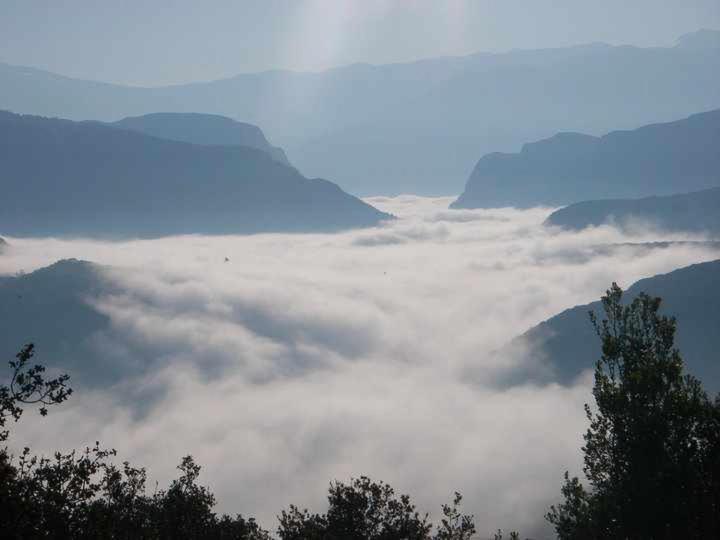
[111, 112, 292, 166]
[544, 187, 720, 236]
[0, 111, 390, 237]
[1, 30, 719, 195]
[452, 109, 720, 209]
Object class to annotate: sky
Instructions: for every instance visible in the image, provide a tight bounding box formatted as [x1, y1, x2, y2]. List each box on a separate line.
[1, 0, 719, 86]
[4, 197, 720, 536]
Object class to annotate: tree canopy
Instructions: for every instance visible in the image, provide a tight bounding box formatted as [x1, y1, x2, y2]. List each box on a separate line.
[547, 284, 720, 538]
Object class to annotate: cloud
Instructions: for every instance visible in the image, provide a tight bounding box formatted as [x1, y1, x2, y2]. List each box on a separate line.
[3, 198, 720, 537]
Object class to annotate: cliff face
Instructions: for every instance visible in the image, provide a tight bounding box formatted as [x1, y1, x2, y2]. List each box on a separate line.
[452, 109, 720, 209]
[112, 112, 291, 165]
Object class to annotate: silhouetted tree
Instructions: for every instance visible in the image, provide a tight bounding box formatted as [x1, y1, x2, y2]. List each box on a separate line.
[278, 476, 432, 540]
[435, 493, 476, 540]
[0, 344, 269, 539]
[0, 343, 72, 442]
[0, 345, 513, 538]
[547, 284, 720, 539]
[278, 477, 479, 540]
[493, 531, 520, 540]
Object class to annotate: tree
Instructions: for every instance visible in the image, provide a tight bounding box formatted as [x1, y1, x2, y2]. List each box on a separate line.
[493, 531, 520, 540]
[435, 492, 476, 540]
[0, 343, 479, 538]
[547, 284, 720, 539]
[0, 344, 269, 539]
[278, 476, 432, 540]
[278, 477, 478, 540]
[0, 343, 72, 442]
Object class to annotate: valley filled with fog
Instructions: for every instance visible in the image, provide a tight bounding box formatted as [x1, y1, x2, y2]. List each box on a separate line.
[2, 196, 718, 536]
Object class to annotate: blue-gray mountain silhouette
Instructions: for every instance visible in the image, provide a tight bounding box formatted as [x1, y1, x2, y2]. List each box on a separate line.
[0, 110, 390, 237]
[452, 109, 720, 209]
[544, 187, 720, 236]
[676, 28, 720, 49]
[498, 259, 720, 394]
[111, 112, 290, 165]
[1, 30, 718, 195]
[0, 260, 116, 386]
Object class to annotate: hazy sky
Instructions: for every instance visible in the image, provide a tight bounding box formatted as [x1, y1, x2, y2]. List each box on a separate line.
[1, 0, 719, 86]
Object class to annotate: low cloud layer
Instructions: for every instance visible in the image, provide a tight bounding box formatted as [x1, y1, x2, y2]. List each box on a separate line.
[3, 196, 719, 537]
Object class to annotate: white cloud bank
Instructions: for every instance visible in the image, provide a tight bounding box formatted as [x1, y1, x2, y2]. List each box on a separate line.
[3, 196, 719, 537]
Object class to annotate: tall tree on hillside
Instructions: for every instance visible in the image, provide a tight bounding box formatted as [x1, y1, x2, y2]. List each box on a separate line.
[547, 284, 720, 538]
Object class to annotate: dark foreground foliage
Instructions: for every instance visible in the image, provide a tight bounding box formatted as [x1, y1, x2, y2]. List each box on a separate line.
[0, 344, 269, 539]
[3, 282, 717, 538]
[0, 344, 483, 538]
[547, 284, 720, 539]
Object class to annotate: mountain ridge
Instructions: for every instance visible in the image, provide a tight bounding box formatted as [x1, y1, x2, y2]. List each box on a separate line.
[2, 29, 719, 195]
[544, 187, 720, 235]
[497, 259, 720, 394]
[0, 110, 390, 237]
[452, 109, 720, 209]
[111, 112, 290, 165]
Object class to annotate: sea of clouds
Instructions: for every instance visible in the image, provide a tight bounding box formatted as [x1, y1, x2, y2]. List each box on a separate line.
[2, 196, 719, 537]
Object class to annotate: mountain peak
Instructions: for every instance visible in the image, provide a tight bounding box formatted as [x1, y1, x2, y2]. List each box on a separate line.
[112, 112, 291, 165]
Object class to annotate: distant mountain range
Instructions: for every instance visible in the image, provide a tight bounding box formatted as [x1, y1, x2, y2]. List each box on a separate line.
[111, 112, 290, 165]
[1, 30, 719, 195]
[0, 110, 390, 237]
[0, 237, 7, 252]
[498, 259, 720, 394]
[545, 187, 720, 236]
[452, 109, 720, 209]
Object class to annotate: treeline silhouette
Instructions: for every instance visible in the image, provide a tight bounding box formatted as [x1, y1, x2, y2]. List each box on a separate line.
[1, 284, 719, 539]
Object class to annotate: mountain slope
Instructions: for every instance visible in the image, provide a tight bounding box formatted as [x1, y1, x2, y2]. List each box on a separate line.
[0, 260, 115, 386]
[111, 112, 290, 165]
[0, 111, 390, 237]
[499, 260, 720, 394]
[544, 187, 720, 236]
[1, 30, 719, 195]
[452, 109, 720, 209]
[0, 259, 168, 392]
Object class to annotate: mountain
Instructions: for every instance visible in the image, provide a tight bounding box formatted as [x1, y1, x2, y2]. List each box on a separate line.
[0, 259, 166, 394]
[111, 112, 290, 165]
[452, 109, 720, 209]
[0, 237, 7, 252]
[544, 187, 720, 236]
[0, 110, 390, 237]
[498, 260, 720, 394]
[1, 30, 719, 195]
[676, 28, 720, 49]
[0, 260, 116, 386]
